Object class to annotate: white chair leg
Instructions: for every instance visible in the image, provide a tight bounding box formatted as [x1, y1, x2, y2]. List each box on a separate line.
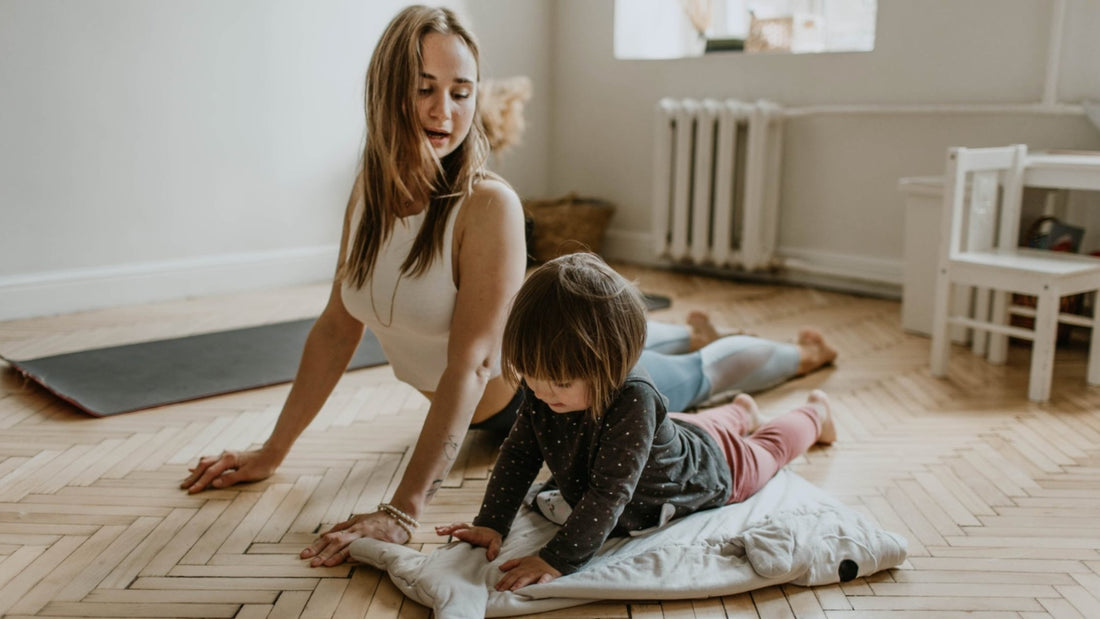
[930, 266, 954, 377]
[1028, 287, 1058, 402]
[971, 286, 990, 356]
[1089, 292, 1100, 386]
[951, 284, 972, 344]
[987, 290, 1010, 364]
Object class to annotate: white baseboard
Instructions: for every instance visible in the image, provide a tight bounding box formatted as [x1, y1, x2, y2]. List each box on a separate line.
[778, 247, 903, 288]
[603, 229, 903, 298]
[0, 245, 339, 321]
[5, 234, 905, 321]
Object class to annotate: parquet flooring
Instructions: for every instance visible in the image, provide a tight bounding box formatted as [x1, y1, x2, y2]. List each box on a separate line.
[1, 264, 1099, 618]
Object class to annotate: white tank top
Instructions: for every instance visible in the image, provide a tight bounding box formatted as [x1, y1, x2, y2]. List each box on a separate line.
[340, 199, 464, 391]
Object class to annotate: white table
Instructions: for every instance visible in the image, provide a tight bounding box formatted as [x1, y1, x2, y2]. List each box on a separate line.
[1025, 151, 1100, 191]
[898, 150, 1100, 337]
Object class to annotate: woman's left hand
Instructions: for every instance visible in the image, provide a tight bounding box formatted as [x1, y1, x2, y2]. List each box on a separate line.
[300, 510, 409, 567]
[495, 555, 561, 591]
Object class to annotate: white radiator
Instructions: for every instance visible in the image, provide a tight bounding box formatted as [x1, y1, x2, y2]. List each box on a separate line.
[651, 98, 784, 271]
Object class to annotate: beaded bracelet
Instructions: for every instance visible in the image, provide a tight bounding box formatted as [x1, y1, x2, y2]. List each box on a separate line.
[378, 502, 419, 540]
[378, 502, 420, 528]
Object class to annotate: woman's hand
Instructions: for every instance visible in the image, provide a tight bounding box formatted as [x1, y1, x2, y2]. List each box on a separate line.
[495, 555, 561, 591]
[180, 449, 280, 494]
[435, 522, 502, 560]
[301, 511, 409, 567]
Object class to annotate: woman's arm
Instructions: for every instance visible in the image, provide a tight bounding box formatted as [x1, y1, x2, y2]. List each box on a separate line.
[302, 178, 527, 565]
[389, 178, 527, 512]
[182, 176, 366, 493]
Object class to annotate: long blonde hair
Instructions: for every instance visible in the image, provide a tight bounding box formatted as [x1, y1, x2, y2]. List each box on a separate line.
[342, 5, 492, 288]
[502, 253, 648, 419]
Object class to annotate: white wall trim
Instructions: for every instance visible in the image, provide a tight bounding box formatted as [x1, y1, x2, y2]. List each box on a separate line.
[778, 247, 902, 287]
[0, 245, 339, 321]
[603, 229, 903, 296]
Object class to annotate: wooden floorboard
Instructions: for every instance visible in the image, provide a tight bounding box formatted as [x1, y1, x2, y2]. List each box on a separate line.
[1, 264, 1099, 618]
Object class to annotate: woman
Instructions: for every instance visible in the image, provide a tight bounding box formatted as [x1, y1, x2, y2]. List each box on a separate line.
[182, 5, 527, 567]
[181, 5, 837, 567]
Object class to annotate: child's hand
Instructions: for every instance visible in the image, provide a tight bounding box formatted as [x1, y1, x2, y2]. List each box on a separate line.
[495, 555, 561, 591]
[435, 523, 502, 560]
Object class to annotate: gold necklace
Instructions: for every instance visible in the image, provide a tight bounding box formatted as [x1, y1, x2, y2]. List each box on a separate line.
[368, 269, 402, 329]
[368, 214, 416, 328]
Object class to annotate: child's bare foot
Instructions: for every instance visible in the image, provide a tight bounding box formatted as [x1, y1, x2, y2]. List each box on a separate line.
[807, 389, 836, 444]
[796, 328, 838, 376]
[689, 394, 761, 435]
[732, 393, 762, 434]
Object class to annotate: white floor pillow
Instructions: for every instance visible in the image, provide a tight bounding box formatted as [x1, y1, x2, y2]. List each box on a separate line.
[349, 470, 908, 618]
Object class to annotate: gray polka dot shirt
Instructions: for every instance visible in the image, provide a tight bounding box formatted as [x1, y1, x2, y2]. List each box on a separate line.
[472, 368, 732, 575]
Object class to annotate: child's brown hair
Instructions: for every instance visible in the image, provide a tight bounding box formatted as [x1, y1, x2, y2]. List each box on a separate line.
[501, 253, 647, 418]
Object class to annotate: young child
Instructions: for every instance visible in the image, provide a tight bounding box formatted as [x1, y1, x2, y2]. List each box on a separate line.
[436, 253, 836, 591]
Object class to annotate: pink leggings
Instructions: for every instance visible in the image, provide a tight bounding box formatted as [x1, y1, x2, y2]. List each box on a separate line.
[670, 401, 821, 504]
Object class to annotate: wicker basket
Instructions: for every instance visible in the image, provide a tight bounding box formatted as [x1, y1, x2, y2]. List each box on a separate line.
[524, 193, 616, 262]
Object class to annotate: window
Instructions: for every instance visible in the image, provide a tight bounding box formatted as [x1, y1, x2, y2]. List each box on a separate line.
[614, 0, 877, 60]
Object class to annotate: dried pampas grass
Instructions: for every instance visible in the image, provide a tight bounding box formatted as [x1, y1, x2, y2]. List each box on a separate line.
[478, 76, 532, 154]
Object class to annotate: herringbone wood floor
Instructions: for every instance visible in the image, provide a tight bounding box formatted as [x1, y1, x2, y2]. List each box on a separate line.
[2, 264, 1099, 618]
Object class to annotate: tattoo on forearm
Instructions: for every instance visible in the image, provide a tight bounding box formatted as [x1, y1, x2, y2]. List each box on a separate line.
[425, 435, 459, 500]
[427, 479, 443, 499]
[443, 435, 459, 461]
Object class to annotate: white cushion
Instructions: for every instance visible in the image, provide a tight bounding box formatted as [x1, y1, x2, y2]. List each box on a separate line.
[349, 470, 908, 618]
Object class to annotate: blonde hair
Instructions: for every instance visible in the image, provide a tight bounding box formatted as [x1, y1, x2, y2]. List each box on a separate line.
[342, 5, 492, 287]
[502, 253, 648, 418]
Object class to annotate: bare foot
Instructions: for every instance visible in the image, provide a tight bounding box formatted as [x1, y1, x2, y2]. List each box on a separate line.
[732, 393, 762, 435]
[688, 311, 753, 351]
[807, 389, 836, 444]
[688, 311, 722, 351]
[796, 328, 838, 375]
[693, 393, 761, 435]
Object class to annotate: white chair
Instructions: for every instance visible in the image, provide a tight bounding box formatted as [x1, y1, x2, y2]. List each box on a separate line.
[929, 144, 1100, 402]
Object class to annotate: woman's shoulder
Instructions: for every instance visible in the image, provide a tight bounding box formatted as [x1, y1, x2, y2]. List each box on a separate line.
[466, 175, 522, 213]
[454, 175, 525, 241]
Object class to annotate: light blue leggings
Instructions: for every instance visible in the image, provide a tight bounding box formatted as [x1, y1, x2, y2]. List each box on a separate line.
[641, 321, 801, 412]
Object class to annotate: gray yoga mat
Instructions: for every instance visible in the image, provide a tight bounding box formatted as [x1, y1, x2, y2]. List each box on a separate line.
[643, 293, 671, 311]
[2, 319, 387, 417]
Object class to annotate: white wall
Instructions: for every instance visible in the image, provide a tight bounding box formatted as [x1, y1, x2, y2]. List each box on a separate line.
[0, 0, 551, 320]
[549, 0, 1100, 293]
[5, 0, 1100, 321]
[462, 0, 552, 198]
